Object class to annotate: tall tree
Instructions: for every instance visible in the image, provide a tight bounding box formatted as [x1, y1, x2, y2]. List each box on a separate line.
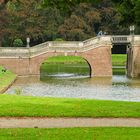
[135, 0, 140, 25]
[4, 0, 47, 46]
[59, 14, 91, 41]
[0, 1, 9, 46]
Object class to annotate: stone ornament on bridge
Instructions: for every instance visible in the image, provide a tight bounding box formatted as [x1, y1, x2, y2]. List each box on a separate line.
[129, 25, 135, 35]
[26, 37, 30, 48]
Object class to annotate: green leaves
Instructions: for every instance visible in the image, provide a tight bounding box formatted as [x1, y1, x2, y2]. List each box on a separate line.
[135, 0, 140, 25]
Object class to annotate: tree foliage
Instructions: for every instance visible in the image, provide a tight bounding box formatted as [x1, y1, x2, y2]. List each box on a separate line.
[0, 2, 9, 46]
[0, 0, 139, 47]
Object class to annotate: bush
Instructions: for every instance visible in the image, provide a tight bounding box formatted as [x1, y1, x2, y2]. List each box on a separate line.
[54, 38, 64, 41]
[13, 39, 23, 47]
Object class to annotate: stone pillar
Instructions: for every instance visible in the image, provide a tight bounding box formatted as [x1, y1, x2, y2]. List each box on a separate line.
[131, 46, 140, 78]
[126, 46, 133, 77]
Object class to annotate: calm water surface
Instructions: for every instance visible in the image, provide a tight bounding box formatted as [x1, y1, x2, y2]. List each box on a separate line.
[6, 74, 140, 102]
[5, 62, 140, 102]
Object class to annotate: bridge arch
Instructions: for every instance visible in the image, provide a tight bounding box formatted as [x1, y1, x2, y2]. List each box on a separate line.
[28, 44, 112, 77]
[38, 55, 92, 78]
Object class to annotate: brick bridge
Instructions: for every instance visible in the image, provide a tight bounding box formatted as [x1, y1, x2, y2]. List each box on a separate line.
[0, 35, 140, 77]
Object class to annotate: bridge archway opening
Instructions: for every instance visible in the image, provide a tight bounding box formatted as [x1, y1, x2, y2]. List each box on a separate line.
[40, 56, 92, 80]
[112, 44, 127, 54]
[111, 44, 128, 75]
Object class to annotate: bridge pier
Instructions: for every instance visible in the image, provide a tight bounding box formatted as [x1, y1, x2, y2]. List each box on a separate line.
[127, 44, 140, 78]
[81, 46, 112, 77]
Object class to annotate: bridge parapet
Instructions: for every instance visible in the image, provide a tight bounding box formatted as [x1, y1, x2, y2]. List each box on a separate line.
[111, 36, 130, 44]
[0, 35, 139, 58]
[83, 36, 111, 47]
[0, 36, 112, 58]
[111, 35, 140, 45]
[0, 47, 30, 58]
[48, 41, 82, 47]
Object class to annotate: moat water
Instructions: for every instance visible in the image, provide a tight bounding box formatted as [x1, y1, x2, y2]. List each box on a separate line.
[6, 63, 140, 102]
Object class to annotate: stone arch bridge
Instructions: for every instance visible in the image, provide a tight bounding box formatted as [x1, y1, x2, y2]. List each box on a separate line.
[0, 35, 140, 78]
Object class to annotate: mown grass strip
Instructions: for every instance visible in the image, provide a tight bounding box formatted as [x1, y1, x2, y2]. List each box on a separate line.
[43, 56, 86, 64]
[0, 94, 140, 117]
[0, 127, 140, 140]
[112, 54, 127, 66]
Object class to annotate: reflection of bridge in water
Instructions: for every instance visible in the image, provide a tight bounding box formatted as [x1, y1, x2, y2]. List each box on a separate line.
[0, 35, 140, 78]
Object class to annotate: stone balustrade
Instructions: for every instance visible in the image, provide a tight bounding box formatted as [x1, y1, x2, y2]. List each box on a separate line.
[0, 35, 140, 58]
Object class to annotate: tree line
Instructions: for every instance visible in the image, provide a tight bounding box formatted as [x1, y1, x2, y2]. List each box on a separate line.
[0, 0, 140, 47]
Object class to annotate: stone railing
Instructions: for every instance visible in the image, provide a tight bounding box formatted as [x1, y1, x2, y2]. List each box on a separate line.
[0, 47, 30, 58]
[111, 36, 130, 44]
[111, 35, 140, 45]
[0, 35, 139, 58]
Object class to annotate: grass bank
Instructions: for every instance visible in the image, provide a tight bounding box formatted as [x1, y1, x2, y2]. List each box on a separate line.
[42, 55, 127, 66]
[112, 54, 126, 75]
[0, 94, 140, 117]
[0, 66, 16, 93]
[112, 54, 127, 66]
[43, 56, 86, 64]
[0, 127, 140, 140]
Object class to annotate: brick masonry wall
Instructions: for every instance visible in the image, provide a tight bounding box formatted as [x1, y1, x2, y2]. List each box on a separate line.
[0, 46, 112, 77]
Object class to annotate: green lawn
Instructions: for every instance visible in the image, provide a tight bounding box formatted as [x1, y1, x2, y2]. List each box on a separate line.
[112, 54, 127, 66]
[0, 127, 140, 140]
[42, 54, 127, 66]
[0, 94, 140, 117]
[0, 66, 16, 92]
[43, 56, 86, 64]
[112, 54, 127, 74]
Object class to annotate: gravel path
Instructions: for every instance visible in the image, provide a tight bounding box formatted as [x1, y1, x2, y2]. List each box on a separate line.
[0, 117, 140, 128]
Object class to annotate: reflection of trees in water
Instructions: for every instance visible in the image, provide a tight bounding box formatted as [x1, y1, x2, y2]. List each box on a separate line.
[40, 63, 91, 79]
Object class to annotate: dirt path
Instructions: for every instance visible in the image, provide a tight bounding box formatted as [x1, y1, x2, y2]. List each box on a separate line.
[0, 117, 140, 128]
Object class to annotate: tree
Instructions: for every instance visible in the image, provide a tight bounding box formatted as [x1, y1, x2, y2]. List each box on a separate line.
[42, 7, 64, 41]
[135, 0, 140, 25]
[4, 0, 47, 46]
[0, 2, 9, 46]
[43, 0, 102, 14]
[59, 14, 91, 41]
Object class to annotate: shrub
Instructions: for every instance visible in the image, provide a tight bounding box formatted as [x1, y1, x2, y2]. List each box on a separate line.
[13, 39, 23, 47]
[54, 38, 64, 41]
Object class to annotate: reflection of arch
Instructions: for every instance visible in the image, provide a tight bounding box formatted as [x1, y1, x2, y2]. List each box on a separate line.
[39, 55, 92, 77]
